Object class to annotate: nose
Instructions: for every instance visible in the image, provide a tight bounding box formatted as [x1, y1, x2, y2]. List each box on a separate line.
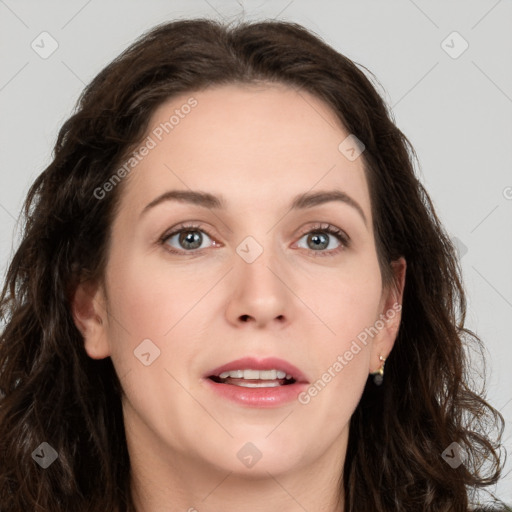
[225, 244, 293, 329]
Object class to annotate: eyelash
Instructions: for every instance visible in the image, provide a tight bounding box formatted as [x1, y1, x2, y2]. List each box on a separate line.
[159, 222, 350, 257]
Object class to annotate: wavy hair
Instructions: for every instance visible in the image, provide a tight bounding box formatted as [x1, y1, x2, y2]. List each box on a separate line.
[0, 18, 507, 511]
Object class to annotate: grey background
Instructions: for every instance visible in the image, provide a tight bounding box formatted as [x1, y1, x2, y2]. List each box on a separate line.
[1, 0, 511, 503]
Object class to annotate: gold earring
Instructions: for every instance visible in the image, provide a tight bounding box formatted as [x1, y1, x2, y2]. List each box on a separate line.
[371, 355, 386, 385]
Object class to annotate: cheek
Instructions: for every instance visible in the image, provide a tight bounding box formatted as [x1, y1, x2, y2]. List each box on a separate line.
[101, 254, 201, 432]
[309, 281, 377, 397]
[101, 251, 198, 395]
[298, 257, 382, 402]
[304, 256, 383, 344]
[297, 282, 377, 441]
[104, 247, 202, 339]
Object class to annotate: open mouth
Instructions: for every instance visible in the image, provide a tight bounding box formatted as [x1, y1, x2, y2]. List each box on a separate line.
[204, 359, 309, 407]
[208, 369, 297, 388]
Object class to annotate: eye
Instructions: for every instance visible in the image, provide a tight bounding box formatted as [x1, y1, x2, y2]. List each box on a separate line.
[159, 222, 350, 256]
[295, 223, 350, 256]
[160, 223, 216, 254]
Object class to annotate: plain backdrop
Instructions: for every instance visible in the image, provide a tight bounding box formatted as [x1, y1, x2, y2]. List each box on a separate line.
[1, 0, 511, 504]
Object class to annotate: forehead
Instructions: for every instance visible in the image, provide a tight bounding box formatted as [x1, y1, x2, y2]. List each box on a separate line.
[118, 83, 371, 220]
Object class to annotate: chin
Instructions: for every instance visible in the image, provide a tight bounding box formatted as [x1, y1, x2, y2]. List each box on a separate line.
[206, 436, 309, 477]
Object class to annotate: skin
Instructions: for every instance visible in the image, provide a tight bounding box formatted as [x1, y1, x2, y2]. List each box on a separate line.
[72, 83, 406, 512]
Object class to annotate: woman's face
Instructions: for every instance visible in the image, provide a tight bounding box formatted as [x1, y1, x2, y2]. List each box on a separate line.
[74, 83, 405, 479]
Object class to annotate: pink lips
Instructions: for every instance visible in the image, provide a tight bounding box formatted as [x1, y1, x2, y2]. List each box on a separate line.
[203, 356, 309, 408]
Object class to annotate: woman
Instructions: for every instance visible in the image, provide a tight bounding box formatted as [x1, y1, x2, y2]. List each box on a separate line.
[0, 18, 507, 512]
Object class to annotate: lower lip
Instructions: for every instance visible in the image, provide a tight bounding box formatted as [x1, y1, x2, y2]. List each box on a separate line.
[203, 378, 308, 408]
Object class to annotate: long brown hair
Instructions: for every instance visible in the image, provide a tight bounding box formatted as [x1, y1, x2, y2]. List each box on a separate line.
[0, 18, 507, 511]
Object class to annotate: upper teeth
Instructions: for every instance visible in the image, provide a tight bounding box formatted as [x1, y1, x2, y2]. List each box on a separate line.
[218, 369, 292, 380]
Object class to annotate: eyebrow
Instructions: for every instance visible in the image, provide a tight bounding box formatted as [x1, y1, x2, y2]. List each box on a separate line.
[140, 189, 367, 226]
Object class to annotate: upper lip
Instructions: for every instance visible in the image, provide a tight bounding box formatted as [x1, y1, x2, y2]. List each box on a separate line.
[206, 357, 309, 383]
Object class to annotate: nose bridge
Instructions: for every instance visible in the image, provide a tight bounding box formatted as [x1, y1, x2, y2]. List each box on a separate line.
[235, 231, 283, 291]
[227, 230, 291, 326]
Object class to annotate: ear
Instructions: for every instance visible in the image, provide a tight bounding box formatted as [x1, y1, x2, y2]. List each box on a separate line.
[370, 257, 406, 372]
[70, 278, 111, 360]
